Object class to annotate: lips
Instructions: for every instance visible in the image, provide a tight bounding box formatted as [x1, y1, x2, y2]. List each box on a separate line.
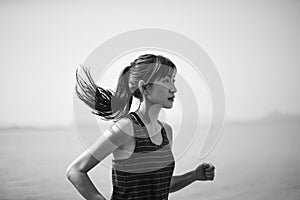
[168, 96, 175, 101]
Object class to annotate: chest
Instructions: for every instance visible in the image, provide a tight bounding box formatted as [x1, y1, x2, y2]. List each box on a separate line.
[113, 125, 166, 160]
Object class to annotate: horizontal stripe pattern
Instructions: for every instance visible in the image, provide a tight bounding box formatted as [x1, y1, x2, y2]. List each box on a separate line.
[111, 112, 175, 200]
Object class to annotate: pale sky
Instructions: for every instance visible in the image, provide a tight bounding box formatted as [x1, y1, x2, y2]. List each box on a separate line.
[0, 0, 299, 127]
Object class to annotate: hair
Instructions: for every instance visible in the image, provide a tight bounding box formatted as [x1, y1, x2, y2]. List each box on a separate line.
[75, 54, 177, 121]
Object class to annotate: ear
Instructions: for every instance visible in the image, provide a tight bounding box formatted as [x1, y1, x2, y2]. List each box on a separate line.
[138, 80, 148, 95]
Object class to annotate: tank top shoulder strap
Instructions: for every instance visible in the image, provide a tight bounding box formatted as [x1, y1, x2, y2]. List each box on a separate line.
[129, 112, 144, 127]
[157, 120, 170, 146]
[130, 112, 170, 147]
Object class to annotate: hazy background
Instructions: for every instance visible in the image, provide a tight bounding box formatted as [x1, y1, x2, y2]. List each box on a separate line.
[0, 1, 300, 200]
[1, 0, 299, 127]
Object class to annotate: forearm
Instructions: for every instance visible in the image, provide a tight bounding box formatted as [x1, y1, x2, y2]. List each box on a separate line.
[67, 170, 106, 200]
[169, 170, 197, 193]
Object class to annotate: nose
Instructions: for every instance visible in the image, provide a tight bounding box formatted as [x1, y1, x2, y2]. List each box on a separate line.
[170, 83, 177, 93]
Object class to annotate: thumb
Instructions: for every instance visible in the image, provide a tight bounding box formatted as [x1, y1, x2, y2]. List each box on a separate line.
[202, 162, 210, 168]
[204, 163, 213, 170]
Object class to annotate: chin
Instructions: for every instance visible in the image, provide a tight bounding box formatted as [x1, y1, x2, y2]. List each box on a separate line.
[163, 104, 173, 109]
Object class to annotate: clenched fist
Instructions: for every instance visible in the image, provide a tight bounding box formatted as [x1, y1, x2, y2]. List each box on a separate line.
[194, 162, 215, 181]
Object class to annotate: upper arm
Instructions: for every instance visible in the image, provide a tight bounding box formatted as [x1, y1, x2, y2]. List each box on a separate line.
[67, 117, 134, 173]
[163, 122, 173, 148]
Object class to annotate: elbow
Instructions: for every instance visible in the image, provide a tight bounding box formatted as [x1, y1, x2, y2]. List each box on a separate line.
[66, 151, 96, 180]
[66, 165, 73, 180]
[66, 165, 77, 181]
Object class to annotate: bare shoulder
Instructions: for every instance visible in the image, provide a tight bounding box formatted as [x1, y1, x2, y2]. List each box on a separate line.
[107, 116, 135, 146]
[112, 117, 134, 135]
[162, 121, 173, 143]
[66, 116, 134, 173]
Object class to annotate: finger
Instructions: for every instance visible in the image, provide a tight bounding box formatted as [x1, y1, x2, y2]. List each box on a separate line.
[204, 171, 215, 176]
[204, 175, 214, 180]
[204, 171, 215, 175]
[208, 163, 215, 169]
[206, 174, 214, 177]
[206, 175, 214, 179]
[202, 162, 209, 168]
[205, 173, 215, 179]
[204, 167, 215, 173]
[205, 165, 215, 171]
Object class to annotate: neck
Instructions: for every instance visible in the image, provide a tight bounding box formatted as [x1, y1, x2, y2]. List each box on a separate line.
[136, 101, 162, 127]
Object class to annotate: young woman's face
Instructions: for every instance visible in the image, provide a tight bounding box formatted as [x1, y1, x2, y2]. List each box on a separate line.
[146, 70, 177, 109]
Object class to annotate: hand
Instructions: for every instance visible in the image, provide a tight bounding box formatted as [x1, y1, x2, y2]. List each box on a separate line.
[194, 162, 215, 181]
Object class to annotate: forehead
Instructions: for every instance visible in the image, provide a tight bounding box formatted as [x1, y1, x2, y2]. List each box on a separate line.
[153, 71, 176, 84]
[163, 68, 176, 79]
[149, 64, 177, 84]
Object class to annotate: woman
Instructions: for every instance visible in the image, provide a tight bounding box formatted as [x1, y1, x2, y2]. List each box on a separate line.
[66, 54, 215, 200]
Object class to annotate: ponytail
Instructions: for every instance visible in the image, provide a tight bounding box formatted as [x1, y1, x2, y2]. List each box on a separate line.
[75, 65, 133, 121]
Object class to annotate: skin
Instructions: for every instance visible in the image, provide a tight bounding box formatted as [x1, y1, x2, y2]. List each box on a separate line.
[66, 69, 215, 200]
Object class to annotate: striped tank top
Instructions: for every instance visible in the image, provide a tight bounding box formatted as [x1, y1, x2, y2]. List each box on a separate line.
[111, 112, 175, 200]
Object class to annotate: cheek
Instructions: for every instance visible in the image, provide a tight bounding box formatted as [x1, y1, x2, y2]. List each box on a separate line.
[151, 88, 167, 99]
